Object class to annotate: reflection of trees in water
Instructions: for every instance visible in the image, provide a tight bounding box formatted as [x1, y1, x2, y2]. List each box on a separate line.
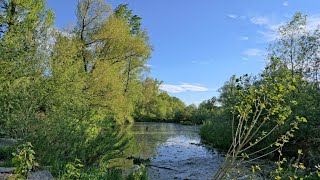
[111, 122, 198, 169]
[126, 123, 178, 159]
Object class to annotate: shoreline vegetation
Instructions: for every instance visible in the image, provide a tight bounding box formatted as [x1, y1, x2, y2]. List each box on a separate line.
[0, 0, 319, 179]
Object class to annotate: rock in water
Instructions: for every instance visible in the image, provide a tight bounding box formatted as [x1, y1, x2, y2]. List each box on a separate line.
[27, 170, 53, 180]
[0, 167, 15, 173]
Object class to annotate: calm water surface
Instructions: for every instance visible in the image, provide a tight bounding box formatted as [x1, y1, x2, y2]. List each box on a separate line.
[120, 122, 224, 180]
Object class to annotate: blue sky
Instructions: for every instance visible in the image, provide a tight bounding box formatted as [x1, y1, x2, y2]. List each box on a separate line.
[47, 0, 320, 105]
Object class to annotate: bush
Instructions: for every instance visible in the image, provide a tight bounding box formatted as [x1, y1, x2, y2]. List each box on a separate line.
[180, 121, 193, 125]
[12, 142, 39, 178]
[126, 165, 147, 180]
[62, 159, 84, 180]
[0, 146, 14, 161]
[200, 109, 232, 150]
[80, 167, 123, 180]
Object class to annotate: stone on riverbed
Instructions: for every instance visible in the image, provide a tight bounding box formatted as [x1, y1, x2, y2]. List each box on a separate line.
[27, 170, 53, 180]
[0, 167, 15, 174]
[0, 169, 53, 180]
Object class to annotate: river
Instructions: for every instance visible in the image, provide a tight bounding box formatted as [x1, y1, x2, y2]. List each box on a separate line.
[116, 122, 225, 180]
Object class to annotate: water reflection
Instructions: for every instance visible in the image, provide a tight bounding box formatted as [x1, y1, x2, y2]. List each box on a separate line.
[113, 122, 224, 180]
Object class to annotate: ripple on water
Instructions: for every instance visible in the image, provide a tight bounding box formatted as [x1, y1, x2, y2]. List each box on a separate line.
[126, 123, 224, 180]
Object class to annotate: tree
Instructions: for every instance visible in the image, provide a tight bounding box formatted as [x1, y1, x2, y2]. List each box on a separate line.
[269, 12, 320, 84]
[218, 75, 238, 108]
[0, 0, 54, 138]
[0, 0, 152, 173]
[214, 58, 306, 179]
[268, 13, 320, 166]
[76, 0, 111, 72]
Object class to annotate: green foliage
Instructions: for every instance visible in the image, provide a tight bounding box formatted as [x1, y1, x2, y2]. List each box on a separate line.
[213, 58, 307, 179]
[256, 149, 320, 180]
[189, 98, 220, 124]
[0, 146, 14, 161]
[200, 12, 320, 179]
[316, 164, 320, 178]
[62, 159, 84, 180]
[12, 142, 39, 178]
[0, 0, 153, 178]
[0, 145, 15, 167]
[268, 12, 320, 168]
[0, 0, 54, 139]
[180, 121, 193, 125]
[134, 77, 188, 122]
[126, 165, 148, 180]
[80, 167, 123, 180]
[114, 4, 142, 35]
[200, 109, 233, 150]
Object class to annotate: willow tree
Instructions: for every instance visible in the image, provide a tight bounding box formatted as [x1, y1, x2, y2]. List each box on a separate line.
[74, 1, 152, 124]
[76, 0, 111, 72]
[0, 0, 54, 138]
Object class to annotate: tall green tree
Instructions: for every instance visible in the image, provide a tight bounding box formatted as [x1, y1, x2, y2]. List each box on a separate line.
[0, 0, 54, 138]
[76, 0, 111, 72]
[269, 12, 320, 140]
[269, 12, 320, 83]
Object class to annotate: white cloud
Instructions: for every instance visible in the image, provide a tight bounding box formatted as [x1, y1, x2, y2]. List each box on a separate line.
[243, 48, 264, 57]
[283, 1, 289, 6]
[242, 57, 249, 61]
[249, 13, 320, 42]
[240, 36, 249, 40]
[227, 14, 238, 19]
[160, 83, 208, 93]
[257, 30, 279, 42]
[227, 14, 247, 20]
[249, 15, 284, 42]
[307, 15, 320, 31]
[193, 61, 211, 65]
[159, 85, 184, 93]
[250, 16, 270, 26]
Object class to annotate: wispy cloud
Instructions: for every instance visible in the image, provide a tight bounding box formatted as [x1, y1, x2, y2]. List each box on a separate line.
[191, 57, 214, 65]
[240, 36, 249, 40]
[242, 57, 249, 61]
[250, 16, 270, 26]
[243, 48, 264, 57]
[307, 15, 320, 31]
[227, 14, 247, 20]
[227, 14, 238, 19]
[250, 14, 320, 42]
[257, 30, 279, 42]
[160, 83, 208, 93]
[191, 60, 212, 65]
[283, 1, 289, 6]
[249, 15, 283, 42]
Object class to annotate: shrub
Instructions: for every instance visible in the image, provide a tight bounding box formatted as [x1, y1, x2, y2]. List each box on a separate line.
[12, 142, 39, 178]
[62, 159, 84, 180]
[126, 165, 147, 180]
[200, 109, 232, 150]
